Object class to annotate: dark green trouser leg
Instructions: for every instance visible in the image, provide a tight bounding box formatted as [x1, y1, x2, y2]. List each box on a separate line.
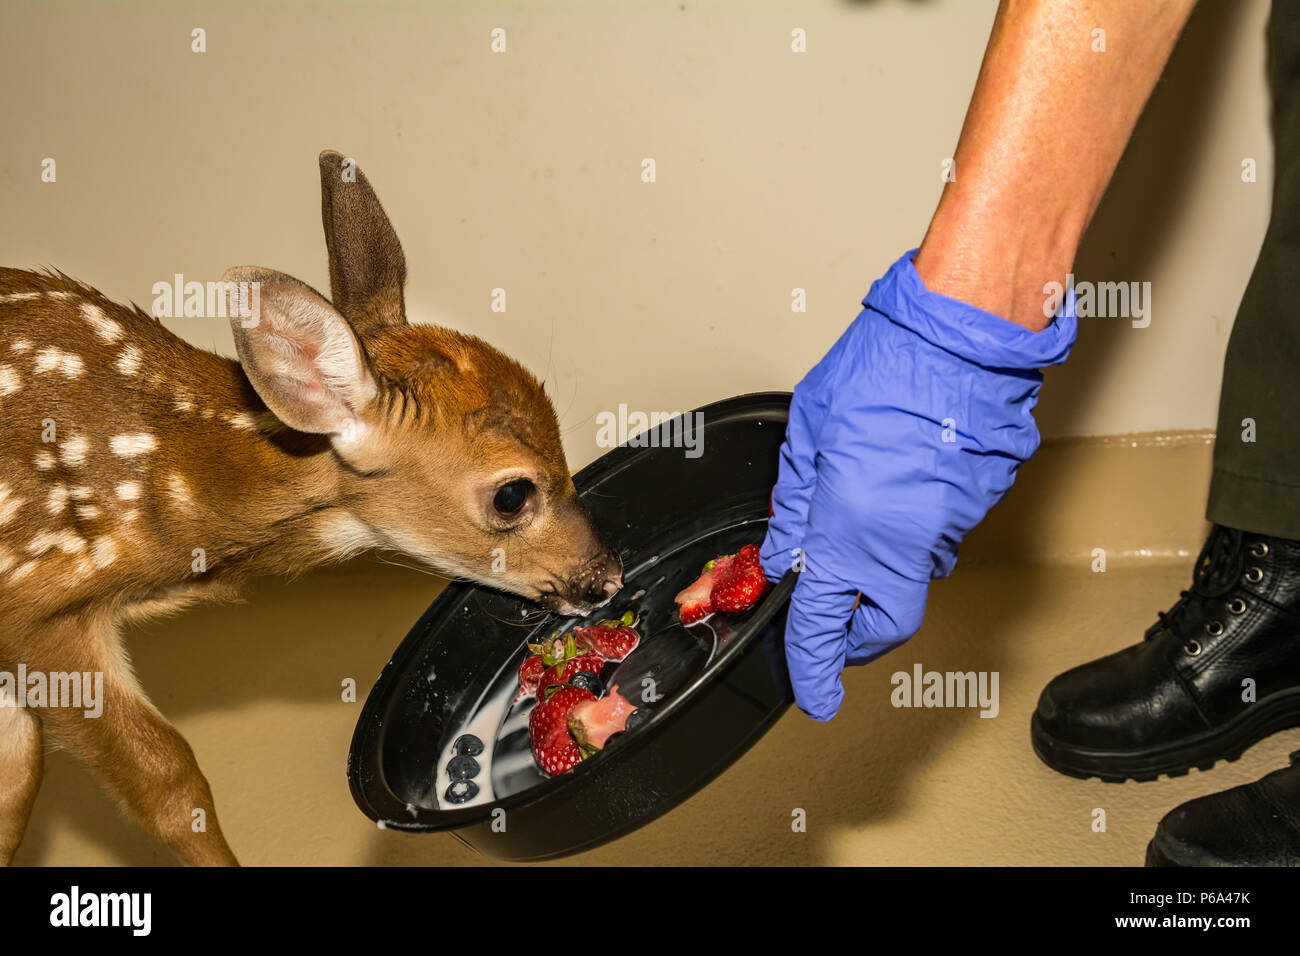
[1207, 4, 1300, 539]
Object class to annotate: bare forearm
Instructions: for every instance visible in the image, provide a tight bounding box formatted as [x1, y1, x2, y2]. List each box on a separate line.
[913, 0, 1196, 331]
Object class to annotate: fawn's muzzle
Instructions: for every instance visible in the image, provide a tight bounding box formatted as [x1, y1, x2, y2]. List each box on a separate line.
[549, 547, 623, 615]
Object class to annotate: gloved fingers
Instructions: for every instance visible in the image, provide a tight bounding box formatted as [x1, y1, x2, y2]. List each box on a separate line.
[762, 374, 835, 579]
[782, 561, 859, 721]
[844, 580, 929, 666]
[761, 451, 811, 579]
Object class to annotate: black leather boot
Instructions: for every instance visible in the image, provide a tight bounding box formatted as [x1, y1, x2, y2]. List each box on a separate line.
[1031, 524, 1300, 781]
[1146, 751, 1300, 865]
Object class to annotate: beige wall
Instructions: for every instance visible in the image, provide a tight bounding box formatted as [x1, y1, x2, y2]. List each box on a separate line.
[0, 0, 1274, 465]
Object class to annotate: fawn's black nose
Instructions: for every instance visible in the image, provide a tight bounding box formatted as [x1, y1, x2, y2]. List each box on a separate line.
[572, 548, 623, 609]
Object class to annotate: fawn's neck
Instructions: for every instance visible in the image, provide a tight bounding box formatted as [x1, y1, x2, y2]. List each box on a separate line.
[116, 346, 376, 601]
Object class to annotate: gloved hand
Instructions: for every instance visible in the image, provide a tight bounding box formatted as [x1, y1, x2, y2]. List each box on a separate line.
[761, 249, 1077, 720]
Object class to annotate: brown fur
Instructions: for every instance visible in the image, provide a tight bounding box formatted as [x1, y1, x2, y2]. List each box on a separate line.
[0, 152, 621, 865]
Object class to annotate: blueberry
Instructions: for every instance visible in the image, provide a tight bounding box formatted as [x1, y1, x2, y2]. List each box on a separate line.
[569, 670, 604, 695]
[624, 708, 649, 732]
[453, 734, 484, 756]
[445, 779, 479, 804]
[447, 754, 480, 780]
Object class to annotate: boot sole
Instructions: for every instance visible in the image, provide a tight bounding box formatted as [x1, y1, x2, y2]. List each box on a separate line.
[1144, 840, 1177, 866]
[1030, 688, 1300, 783]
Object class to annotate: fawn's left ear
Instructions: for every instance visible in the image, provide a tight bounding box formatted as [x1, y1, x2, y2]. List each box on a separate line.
[318, 149, 408, 337]
[224, 266, 378, 442]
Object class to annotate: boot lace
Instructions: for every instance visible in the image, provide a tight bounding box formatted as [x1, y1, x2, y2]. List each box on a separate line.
[1146, 525, 1246, 641]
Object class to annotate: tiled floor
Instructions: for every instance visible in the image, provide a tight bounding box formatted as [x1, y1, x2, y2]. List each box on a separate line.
[16, 553, 1297, 866]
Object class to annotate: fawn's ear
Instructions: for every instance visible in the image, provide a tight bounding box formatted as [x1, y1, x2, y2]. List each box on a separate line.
[224, 266, 378, 440]
[318, 149, 408, 337]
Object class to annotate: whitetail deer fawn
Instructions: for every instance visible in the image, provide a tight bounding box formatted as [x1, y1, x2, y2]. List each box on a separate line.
[0, 150, 623, 865]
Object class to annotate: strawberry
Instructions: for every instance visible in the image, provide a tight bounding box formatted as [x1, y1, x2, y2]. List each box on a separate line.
[516, 654, 545, 700]
[675, 581, 713, 624]
[675, 555, 730, 624]
[574, 612, 641, 661]
[710, 544, 769, 612]
[538, 650, 605, 695]
[567, 685, 637, 750]
[529, 684, 597, 777]
[676, 546, 769, 623]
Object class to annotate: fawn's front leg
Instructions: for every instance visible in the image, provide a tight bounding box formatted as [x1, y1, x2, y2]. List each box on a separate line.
[0, 704, 43, 865]
[29, 615, 239, 866]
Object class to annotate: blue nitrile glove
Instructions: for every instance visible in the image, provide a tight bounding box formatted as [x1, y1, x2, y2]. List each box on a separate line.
[761, 249, 1077, 720]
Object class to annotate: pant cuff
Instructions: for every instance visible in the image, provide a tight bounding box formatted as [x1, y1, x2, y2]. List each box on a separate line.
[1206, 467, 1300, 541]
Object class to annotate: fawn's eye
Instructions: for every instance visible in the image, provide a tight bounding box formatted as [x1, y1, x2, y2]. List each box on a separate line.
[493, 479, 534, 517]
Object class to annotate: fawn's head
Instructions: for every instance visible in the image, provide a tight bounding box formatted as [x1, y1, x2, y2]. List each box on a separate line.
[223, 151, 622, 614]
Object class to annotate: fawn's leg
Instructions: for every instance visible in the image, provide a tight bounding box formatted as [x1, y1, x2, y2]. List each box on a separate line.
[0, 704, 43, 865]
[32, 615, 239, 866]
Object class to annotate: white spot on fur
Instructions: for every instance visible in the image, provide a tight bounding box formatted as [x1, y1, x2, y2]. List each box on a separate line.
[46, 484, 68, 516]
[27, 530, 86, 557]
[0, 365, 20, 396]
[115, 482, 140, 501]
[313, 512, 379, 561]
[0, 484, 25, 526]
[59, 436, 89, 467]
[0, 546, 14, 573]
[115, 345, 142, 376]
[8, 560, 38, 583]
[76, 504, 101, 520]
[174, 398, 194, 412]
[33, 450, 55, 471]
[202, 408, 215, 419]
[227, 412, 257, 431]
[81, 302, 123, 343]
[69, 486, 93, 500]
[0, 292, 39, 302]
[46, 290, 72, 302]
[33, 347, 84, 379]
[10, 340, 31, 354]
[166, 474, 192, 507]
[90, 535, 117, 568]
[109, 433, 156, 457]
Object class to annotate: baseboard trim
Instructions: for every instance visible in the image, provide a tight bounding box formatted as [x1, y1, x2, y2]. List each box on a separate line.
[961, 430, 1214, 568]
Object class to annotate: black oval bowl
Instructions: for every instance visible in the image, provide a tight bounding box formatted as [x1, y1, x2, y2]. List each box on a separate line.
[346, 391, 796, 861]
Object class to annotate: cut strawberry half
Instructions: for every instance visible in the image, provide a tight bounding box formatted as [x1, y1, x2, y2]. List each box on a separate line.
[675, 545, 768, 624]
[529, 684, 598, 777]
[567, 685, 637, 751]
[516, 654, 545, 701]
[574, 611, 641, 661]
[711, 544, 769, 612]
[675, 561, 719, 625]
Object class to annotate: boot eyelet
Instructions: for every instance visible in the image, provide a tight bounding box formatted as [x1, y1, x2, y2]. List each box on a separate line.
[1204, 620, 1224, 637]
[1228, 597, 1247, 614]
[1185, 639, 1203, 656]
[1250, 541, 1269, 559]
[1245, 566, 1263, 584]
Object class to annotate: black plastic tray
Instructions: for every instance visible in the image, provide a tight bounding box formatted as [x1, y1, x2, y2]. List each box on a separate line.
[346, 392, 796, 861]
